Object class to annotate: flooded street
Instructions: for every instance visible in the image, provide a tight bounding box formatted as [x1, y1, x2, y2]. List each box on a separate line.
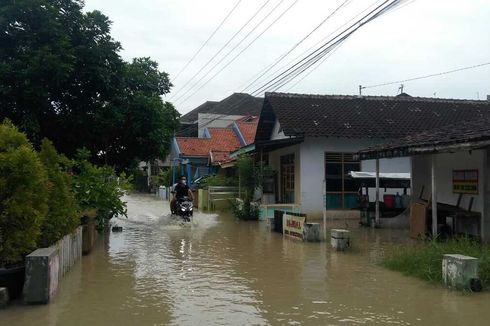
[2, 194, 490, 325]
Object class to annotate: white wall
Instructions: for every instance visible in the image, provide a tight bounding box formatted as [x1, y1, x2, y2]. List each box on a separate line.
[299, 137, 411, 218]
[436, 151, 484, 212]
[412, 150, 485, 238]
[267, 144, 301, 204]
[197, 113, 244, 137]
[483, 149, 490, 241]
[270, 120, 287, 140]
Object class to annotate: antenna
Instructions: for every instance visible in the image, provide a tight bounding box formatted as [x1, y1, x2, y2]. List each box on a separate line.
[358, 85, 365, 96]
[398, 83, 404, 94]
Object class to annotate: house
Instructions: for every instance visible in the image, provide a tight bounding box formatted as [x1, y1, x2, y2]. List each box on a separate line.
[253, 92, 490, 219]
[177, 93, 262, 137]
[168, 116, 259, 184]
[357, 116, 490, 241]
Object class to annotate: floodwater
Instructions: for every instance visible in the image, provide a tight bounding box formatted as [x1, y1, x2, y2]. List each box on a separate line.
[1, 194, 490, 325]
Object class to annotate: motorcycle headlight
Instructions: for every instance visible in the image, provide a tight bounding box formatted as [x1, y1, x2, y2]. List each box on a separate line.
[189, 207, 193, 211]
[181, 208, 186, 211]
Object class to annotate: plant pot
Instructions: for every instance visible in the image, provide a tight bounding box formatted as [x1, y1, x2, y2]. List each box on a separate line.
[0, 264, 25, 300]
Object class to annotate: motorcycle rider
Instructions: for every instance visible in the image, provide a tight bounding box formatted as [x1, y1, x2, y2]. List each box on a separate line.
[171, 176, 194, 214]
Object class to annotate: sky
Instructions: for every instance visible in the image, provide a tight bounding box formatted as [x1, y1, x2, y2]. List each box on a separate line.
[83, 0, 490, 115]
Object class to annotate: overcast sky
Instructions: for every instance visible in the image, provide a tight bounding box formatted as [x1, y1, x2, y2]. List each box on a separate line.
[84, 0, 490, 115]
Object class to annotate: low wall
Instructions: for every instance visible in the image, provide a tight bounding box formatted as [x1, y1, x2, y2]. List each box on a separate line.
[24, 226, 83, 304]
[57, 226, 82, 278]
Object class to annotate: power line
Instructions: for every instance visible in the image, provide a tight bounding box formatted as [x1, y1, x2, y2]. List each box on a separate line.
[240, 0, 352, 93]
[285, 42, 343, 92]
[171, 0, 243, 83]
[178, 0, 412, 134]
[243, 0, 388, 94]
[250, 0, 403, 96]
[362, 61, 490, 89]
[175, 0, 299, 107]
[169, 0, 273, 100]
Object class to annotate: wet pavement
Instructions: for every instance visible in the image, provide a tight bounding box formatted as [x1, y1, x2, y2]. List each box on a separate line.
[1, 194, 490, 325]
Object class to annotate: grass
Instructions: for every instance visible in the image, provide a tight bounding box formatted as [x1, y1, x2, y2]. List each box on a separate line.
[382, 237, 490, 288]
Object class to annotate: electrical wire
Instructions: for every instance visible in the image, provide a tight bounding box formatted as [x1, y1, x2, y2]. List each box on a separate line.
[177, 0, 412, 135]
[240, 0, 352, 93]
[175, 0, 299, 107]
[362, 61, 490, 89]
[250, 0, 401, 96]
[169, 0, 273, 100]
[171, 0, 243, 83]
[243, 0, 386, 94]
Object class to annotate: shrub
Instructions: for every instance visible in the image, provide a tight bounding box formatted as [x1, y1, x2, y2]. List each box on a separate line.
[230, 199, 260, 220]
[149, 168, 172, 190]
[0, 121, 48, 266]
[72, 149, 132, 229]
[37, 139, 80, 248]
[202, 175, 237, 187]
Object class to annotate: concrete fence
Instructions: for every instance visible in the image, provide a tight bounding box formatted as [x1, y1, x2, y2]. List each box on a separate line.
[57, 226, 83, 278]
[24, 226, 83, 304]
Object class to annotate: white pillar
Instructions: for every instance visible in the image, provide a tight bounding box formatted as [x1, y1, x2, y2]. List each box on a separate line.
[375, 158, 380, 227]
[431, 155, 438, 236]
[147, 161, 151, 188]
[323, 179, 327, 240]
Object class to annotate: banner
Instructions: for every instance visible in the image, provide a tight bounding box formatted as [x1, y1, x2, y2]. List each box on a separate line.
[453, 169, 478, 194]
[283, 214, 305, 240]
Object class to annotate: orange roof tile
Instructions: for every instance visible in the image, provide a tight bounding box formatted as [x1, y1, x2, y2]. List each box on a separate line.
[176, 127, 242, 158]
[236, 122, 258, 145]
[209, 150, 231, 164]
[207, 128, 241, 150]
[175, 137, 212, 156]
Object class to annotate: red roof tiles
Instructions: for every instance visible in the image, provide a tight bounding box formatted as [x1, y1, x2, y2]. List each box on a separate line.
[175, 116, 258, 165]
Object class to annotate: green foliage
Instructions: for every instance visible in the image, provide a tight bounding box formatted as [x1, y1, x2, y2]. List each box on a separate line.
[0, 0, 179, 170]
[72, 149, 132, 228]
[231, 155, 272, 220]
[382, 237, 490, 289]
[236, 156, 255, 201]
[149, 168, 172, 190]
[0, 121, 48, 266]
[38, 139, 79, 248]
[202, 175, 238, 187]
[230, 199, 260, 221]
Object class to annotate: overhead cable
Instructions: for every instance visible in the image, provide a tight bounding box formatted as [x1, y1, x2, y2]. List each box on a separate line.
[171, 0, 243, 83]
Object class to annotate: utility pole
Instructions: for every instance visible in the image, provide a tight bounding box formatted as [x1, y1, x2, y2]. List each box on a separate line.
[359, 85, 364, 96]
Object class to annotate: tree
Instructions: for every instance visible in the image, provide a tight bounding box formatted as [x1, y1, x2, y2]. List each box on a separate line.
[38, 139, 79, 248]
[0, 121, 48, 266]
[0, 0, 179, 170]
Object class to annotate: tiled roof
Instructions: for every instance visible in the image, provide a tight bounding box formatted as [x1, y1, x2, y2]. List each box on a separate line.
[207, 128, 241, 150]
[358, 117, 490, 159]
[257, 92, 490, 140]
[180, 93, 262, 123]
[209, 150, 231, 164]
[180, 101, 218, 123]
[175, 137, 212, 157]
[235, 116, 259, 145]
[176, 128, 241, 158]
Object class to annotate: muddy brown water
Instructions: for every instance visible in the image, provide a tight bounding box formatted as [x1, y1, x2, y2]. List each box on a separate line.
[1, 194, 490, 325]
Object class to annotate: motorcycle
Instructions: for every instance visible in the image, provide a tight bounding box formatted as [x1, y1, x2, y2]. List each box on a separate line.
[173, 196, 193, 222]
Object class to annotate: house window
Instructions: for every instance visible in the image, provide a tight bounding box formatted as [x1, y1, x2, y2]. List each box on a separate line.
[280, 154, 295, 203]
[325, 153, 360, 209]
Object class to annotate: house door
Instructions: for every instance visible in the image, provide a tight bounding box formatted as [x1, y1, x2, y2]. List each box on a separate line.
[280, 154, 295, 203]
